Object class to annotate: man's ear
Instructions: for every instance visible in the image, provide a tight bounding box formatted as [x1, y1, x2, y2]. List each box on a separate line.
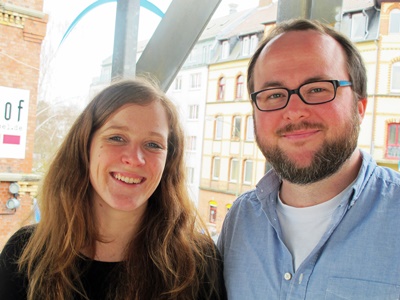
[357, 98, 367, 123]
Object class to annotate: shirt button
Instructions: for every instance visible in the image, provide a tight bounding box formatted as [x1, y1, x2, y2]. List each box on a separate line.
[284, 272, 292, 281]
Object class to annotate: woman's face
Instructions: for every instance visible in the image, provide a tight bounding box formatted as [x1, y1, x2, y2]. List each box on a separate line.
[89, 101, 169, 219]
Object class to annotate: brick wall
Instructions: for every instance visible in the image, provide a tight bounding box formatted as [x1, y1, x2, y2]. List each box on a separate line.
[0, 0, 47, 251]
[0, 181, 38, 250]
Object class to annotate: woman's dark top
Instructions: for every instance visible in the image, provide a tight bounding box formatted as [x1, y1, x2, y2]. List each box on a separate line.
[0, 226, 227, 300]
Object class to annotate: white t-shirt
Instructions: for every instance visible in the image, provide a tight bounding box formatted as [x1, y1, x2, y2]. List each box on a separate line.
[276, 185, 352, 271]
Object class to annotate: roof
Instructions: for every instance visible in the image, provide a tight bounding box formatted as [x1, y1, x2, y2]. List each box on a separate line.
[199, 8, 254, 40]
[220, 3, 278, 39]
[342, 0, 375, 12]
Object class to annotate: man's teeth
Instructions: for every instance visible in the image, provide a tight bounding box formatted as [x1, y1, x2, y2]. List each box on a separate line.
[114, 173, 142, 184]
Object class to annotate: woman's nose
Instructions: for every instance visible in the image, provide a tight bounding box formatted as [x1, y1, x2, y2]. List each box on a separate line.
[122, 146, 145, 166]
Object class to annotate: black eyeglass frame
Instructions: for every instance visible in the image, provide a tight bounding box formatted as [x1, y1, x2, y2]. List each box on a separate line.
[250, 80, 352, 112]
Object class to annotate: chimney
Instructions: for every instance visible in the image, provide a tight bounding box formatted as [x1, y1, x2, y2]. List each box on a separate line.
[259, 0, 273, 7]
[229, 3, 238, 14]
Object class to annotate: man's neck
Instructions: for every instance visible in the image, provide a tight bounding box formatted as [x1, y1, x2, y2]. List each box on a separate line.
[279, 150, 362, 208]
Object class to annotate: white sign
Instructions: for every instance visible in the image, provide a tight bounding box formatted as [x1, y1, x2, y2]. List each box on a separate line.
[0, 86, 30, 159]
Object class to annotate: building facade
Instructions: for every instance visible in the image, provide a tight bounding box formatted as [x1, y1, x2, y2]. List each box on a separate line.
[0, 1, 47, 250]
[197, 0, 400, 236]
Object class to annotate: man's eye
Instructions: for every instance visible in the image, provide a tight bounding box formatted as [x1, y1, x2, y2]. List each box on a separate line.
[267, 93, 285, 99]
[310, 87, 324, 93]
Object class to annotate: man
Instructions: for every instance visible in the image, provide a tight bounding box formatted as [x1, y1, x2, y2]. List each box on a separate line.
[217, 18, 400, 299]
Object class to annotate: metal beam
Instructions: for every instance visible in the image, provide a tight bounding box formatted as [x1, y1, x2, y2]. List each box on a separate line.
[111, 0, 140, 80]
[277, 0, 343, 24]
[136, 0, 222, 91]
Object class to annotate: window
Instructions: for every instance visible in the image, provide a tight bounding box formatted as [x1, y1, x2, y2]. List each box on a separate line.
[186, 136, 197, 151]
[244, 160, 253, 184]
[174, 76, 182, 90]
[217, 77, 225, 100]
[190, 73, 201, 89]
[212, 157, 221, 179]
[391, 62, 400, 92]
[230, 158, 239, 182]
[250, 34, 258, 54]
[246, 116, 254, 141]
[236, 75, 244, 99]
[188, 104, 199, 120]
[186, 167, 195, 184]
[188, 47, 197, 63]
[351, 13, 367, 40]
[202, 45, 211, 63]
[222, 40, 230, 59]
[265, 161, 273, 174]
[242, 36, 250, 56]
[215, 116, 223, 140]
[232, 116, 241, 139]
[389, 9, 400, 34]
[209, 203, 217, 224]
[386, 123, 400, 159]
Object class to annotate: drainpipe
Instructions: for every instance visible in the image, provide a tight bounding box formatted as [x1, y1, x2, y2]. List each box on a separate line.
[369, 4, 381, 157]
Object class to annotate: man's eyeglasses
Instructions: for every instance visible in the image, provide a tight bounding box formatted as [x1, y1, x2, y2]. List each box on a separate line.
[250, 80, 352, 112]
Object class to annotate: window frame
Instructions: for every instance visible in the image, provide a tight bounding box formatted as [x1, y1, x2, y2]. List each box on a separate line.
[389, 8, 400, 34]
[246, 115, 255, 141]
[243, 159, 253, 184]
[212, 156, 221, 180]
[236, 75, 244, 99]
[214, 116, 223, 140]
[229, 158, 239, 183]
[391, 62, 400, 93]
[386, 123, 400, 159]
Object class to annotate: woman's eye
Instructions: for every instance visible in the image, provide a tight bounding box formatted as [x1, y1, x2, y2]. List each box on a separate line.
[109, 136, 124, 142]
[147, 142, 163, 149]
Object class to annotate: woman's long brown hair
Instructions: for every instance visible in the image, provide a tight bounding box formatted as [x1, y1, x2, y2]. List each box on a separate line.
[19, 78, 222, 299]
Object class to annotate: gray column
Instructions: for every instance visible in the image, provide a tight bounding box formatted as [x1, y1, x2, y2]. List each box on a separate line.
[111, 0, 140, 80]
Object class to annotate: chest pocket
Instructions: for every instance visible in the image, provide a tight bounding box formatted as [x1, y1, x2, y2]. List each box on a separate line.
[325, 277, 400, 300]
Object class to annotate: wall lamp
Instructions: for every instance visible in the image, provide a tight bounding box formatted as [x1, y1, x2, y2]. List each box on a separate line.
[1, 183, 20, 214]
[7, 182, 20, 209]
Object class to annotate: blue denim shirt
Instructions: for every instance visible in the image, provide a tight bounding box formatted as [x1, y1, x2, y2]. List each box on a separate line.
[218, 150, 400, 299]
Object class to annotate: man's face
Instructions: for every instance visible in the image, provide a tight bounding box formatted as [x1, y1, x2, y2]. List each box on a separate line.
[252, 30, 366, 184]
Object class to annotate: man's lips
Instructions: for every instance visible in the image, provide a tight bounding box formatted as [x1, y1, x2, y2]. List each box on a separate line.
[277, 122, 325, 139]
[281, 129, 321, 139]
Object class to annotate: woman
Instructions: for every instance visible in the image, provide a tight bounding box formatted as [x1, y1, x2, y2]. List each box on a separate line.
[0, 78, 226, 300]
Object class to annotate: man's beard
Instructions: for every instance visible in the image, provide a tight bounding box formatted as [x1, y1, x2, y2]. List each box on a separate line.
[255, 105, 360, 185]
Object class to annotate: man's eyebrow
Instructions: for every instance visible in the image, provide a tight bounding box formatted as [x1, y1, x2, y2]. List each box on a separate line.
[258, 76, 329, 90]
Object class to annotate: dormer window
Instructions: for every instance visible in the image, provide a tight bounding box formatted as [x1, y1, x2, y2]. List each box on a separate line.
[351, 13, 367, 40]
[222, 40, 230, 59]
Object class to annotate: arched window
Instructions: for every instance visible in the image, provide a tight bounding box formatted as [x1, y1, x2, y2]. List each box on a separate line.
[214, 116, 223, 140]
[389, 9, 400, 34]
[391, 62, 400, 92]
[236, 75, 244, 99]
[229, 158, 239, 182]
[386, 123, 400, 159]
[218, 77, 225, 100]
[243, 160, 253, 184]
[232, 116, 241, 139]
[246, 116, 254, 141]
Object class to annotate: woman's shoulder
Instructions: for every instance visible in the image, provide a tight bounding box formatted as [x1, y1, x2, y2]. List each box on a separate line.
[1, 224, 36, 257]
